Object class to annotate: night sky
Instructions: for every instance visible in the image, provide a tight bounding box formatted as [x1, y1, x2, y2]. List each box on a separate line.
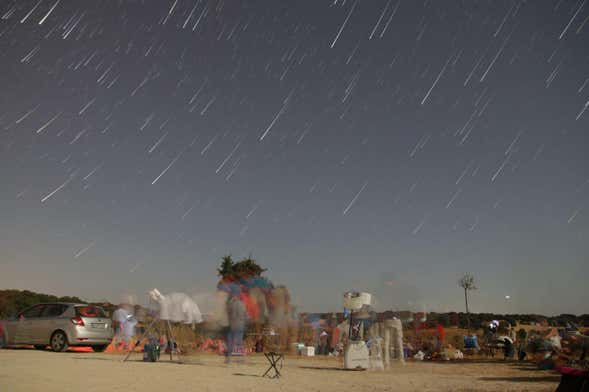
[0, 0, 587, 315]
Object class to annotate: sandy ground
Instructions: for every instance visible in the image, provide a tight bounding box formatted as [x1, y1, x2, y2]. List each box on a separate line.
[0, 348, 561, 392]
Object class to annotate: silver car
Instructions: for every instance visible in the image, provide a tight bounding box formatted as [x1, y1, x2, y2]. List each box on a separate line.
[0, 303, 113, 352]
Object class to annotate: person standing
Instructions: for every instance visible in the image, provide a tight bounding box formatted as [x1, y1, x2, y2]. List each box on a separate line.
[122, 311, 137, 350]
[112, 304, 130, 350]
[503, 337, 514, 360]
[226, 292, 247, 363]
[517, 329, 528, 361]
[436, 323, 446, 351]
[319, 331, 329, 355]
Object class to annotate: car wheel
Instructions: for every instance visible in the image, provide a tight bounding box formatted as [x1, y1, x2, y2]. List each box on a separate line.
[92, 344, 108, 352]
[34, 345, 46, 350]
[50, 331, 68, 352]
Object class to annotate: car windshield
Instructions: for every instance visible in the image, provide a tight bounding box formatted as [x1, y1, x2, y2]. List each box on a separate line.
[75, 306, 106, 318]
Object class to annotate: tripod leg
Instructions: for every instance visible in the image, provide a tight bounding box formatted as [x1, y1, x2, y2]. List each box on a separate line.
[166, 320, 183, 362]
[164, 320, 173, 361]
[123, 318, 158, 362]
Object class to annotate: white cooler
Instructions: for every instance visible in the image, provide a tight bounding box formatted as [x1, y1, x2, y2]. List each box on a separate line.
[303, 346, 315, 356]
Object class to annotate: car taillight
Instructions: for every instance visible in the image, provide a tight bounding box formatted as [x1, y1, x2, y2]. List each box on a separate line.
[71, 317, 85, 326]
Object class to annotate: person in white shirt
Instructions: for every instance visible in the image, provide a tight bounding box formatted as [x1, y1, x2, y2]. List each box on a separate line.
[113, 305, 135, 350]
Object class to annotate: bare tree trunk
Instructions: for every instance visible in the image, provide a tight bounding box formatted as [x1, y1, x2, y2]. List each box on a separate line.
[464, 288, 470, 330]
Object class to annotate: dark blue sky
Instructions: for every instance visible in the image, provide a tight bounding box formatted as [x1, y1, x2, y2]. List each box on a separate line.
[0, 0, 587, 315]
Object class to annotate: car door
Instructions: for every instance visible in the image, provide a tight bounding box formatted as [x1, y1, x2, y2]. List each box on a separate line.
[35, 304, 67, 345]
[14, 304, 45, 344]
[1, 319, 17, 346]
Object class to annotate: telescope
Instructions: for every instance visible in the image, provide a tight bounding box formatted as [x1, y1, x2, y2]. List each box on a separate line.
[343, 292, 371, 311]
[343, 291, 371, 370]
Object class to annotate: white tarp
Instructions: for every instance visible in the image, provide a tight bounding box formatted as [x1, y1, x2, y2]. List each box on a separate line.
[149, 289, 203, 325]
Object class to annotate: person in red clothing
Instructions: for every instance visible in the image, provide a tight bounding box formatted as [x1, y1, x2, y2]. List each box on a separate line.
[225, 291, 247, 362]
[437, 323, 446, 351]
[240, 291, 259, 322]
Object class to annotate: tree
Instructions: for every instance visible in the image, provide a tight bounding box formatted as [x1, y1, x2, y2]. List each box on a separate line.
[0, 289, 84, 318]
[217, 255, 235, 279]
[458, 273, 477, 330]
[235, 255, 266, 277]
[217, 254, 266, 280]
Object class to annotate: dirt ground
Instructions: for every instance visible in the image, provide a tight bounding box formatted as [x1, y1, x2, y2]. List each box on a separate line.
[0, 348, 561, 392]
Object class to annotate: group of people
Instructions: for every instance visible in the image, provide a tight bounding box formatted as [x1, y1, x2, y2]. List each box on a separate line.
[478, 320, 589, 369]
[110, 289, 204, 353]
[482, 320, 517, 359]
[526, 328, 589, 370]
[106, 280, 294, 360]
[216, 277, 293, 361]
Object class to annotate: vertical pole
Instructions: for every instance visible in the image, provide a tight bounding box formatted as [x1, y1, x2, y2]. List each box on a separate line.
[166, 320, 177, 361]
[348, 311, 353, 341]
[464, 288, 470, 330]
[393, 319, 405, 364]
[378, 322, 384, 362]
[384, 324, 391, 366]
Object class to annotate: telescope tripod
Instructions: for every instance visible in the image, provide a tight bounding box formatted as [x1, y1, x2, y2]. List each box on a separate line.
[123, 318, 183, 363]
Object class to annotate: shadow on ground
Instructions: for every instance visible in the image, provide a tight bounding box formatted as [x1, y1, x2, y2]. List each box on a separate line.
[510, 365, 549, 372]
[72, 356, 209, 367]
[429, 359, 519, 365]
[479, 376, 561, 383]
[233, 372, 263, 378]
[299, 365, 363, 372]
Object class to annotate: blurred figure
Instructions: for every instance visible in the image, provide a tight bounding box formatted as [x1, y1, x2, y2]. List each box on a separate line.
[134, 305, 147, 336]
[112, 304, 127, 349]
[225, 291, 247, 363]
[319, 330, 329, 355]
[484, 323, 497, 357]
[517, 329, 528, 361]
[437, 323, 446, 351]
[208, 290, 230, 329]
[112, 304, 135, 350]
[268, 286, 291, 350]
[249, 286, 268, 324]
[255, 337, 264, 353]
[503, 337, 514, 360]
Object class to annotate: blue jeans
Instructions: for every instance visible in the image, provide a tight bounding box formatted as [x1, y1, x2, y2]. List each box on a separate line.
[226, 329, 244, 356]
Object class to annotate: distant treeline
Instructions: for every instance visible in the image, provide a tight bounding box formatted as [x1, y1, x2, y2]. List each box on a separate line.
[301, 311, 589, 330]
[0, 289, 84, 318]
[1, 289, 588, 328]
[422, 311, 589, 329]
